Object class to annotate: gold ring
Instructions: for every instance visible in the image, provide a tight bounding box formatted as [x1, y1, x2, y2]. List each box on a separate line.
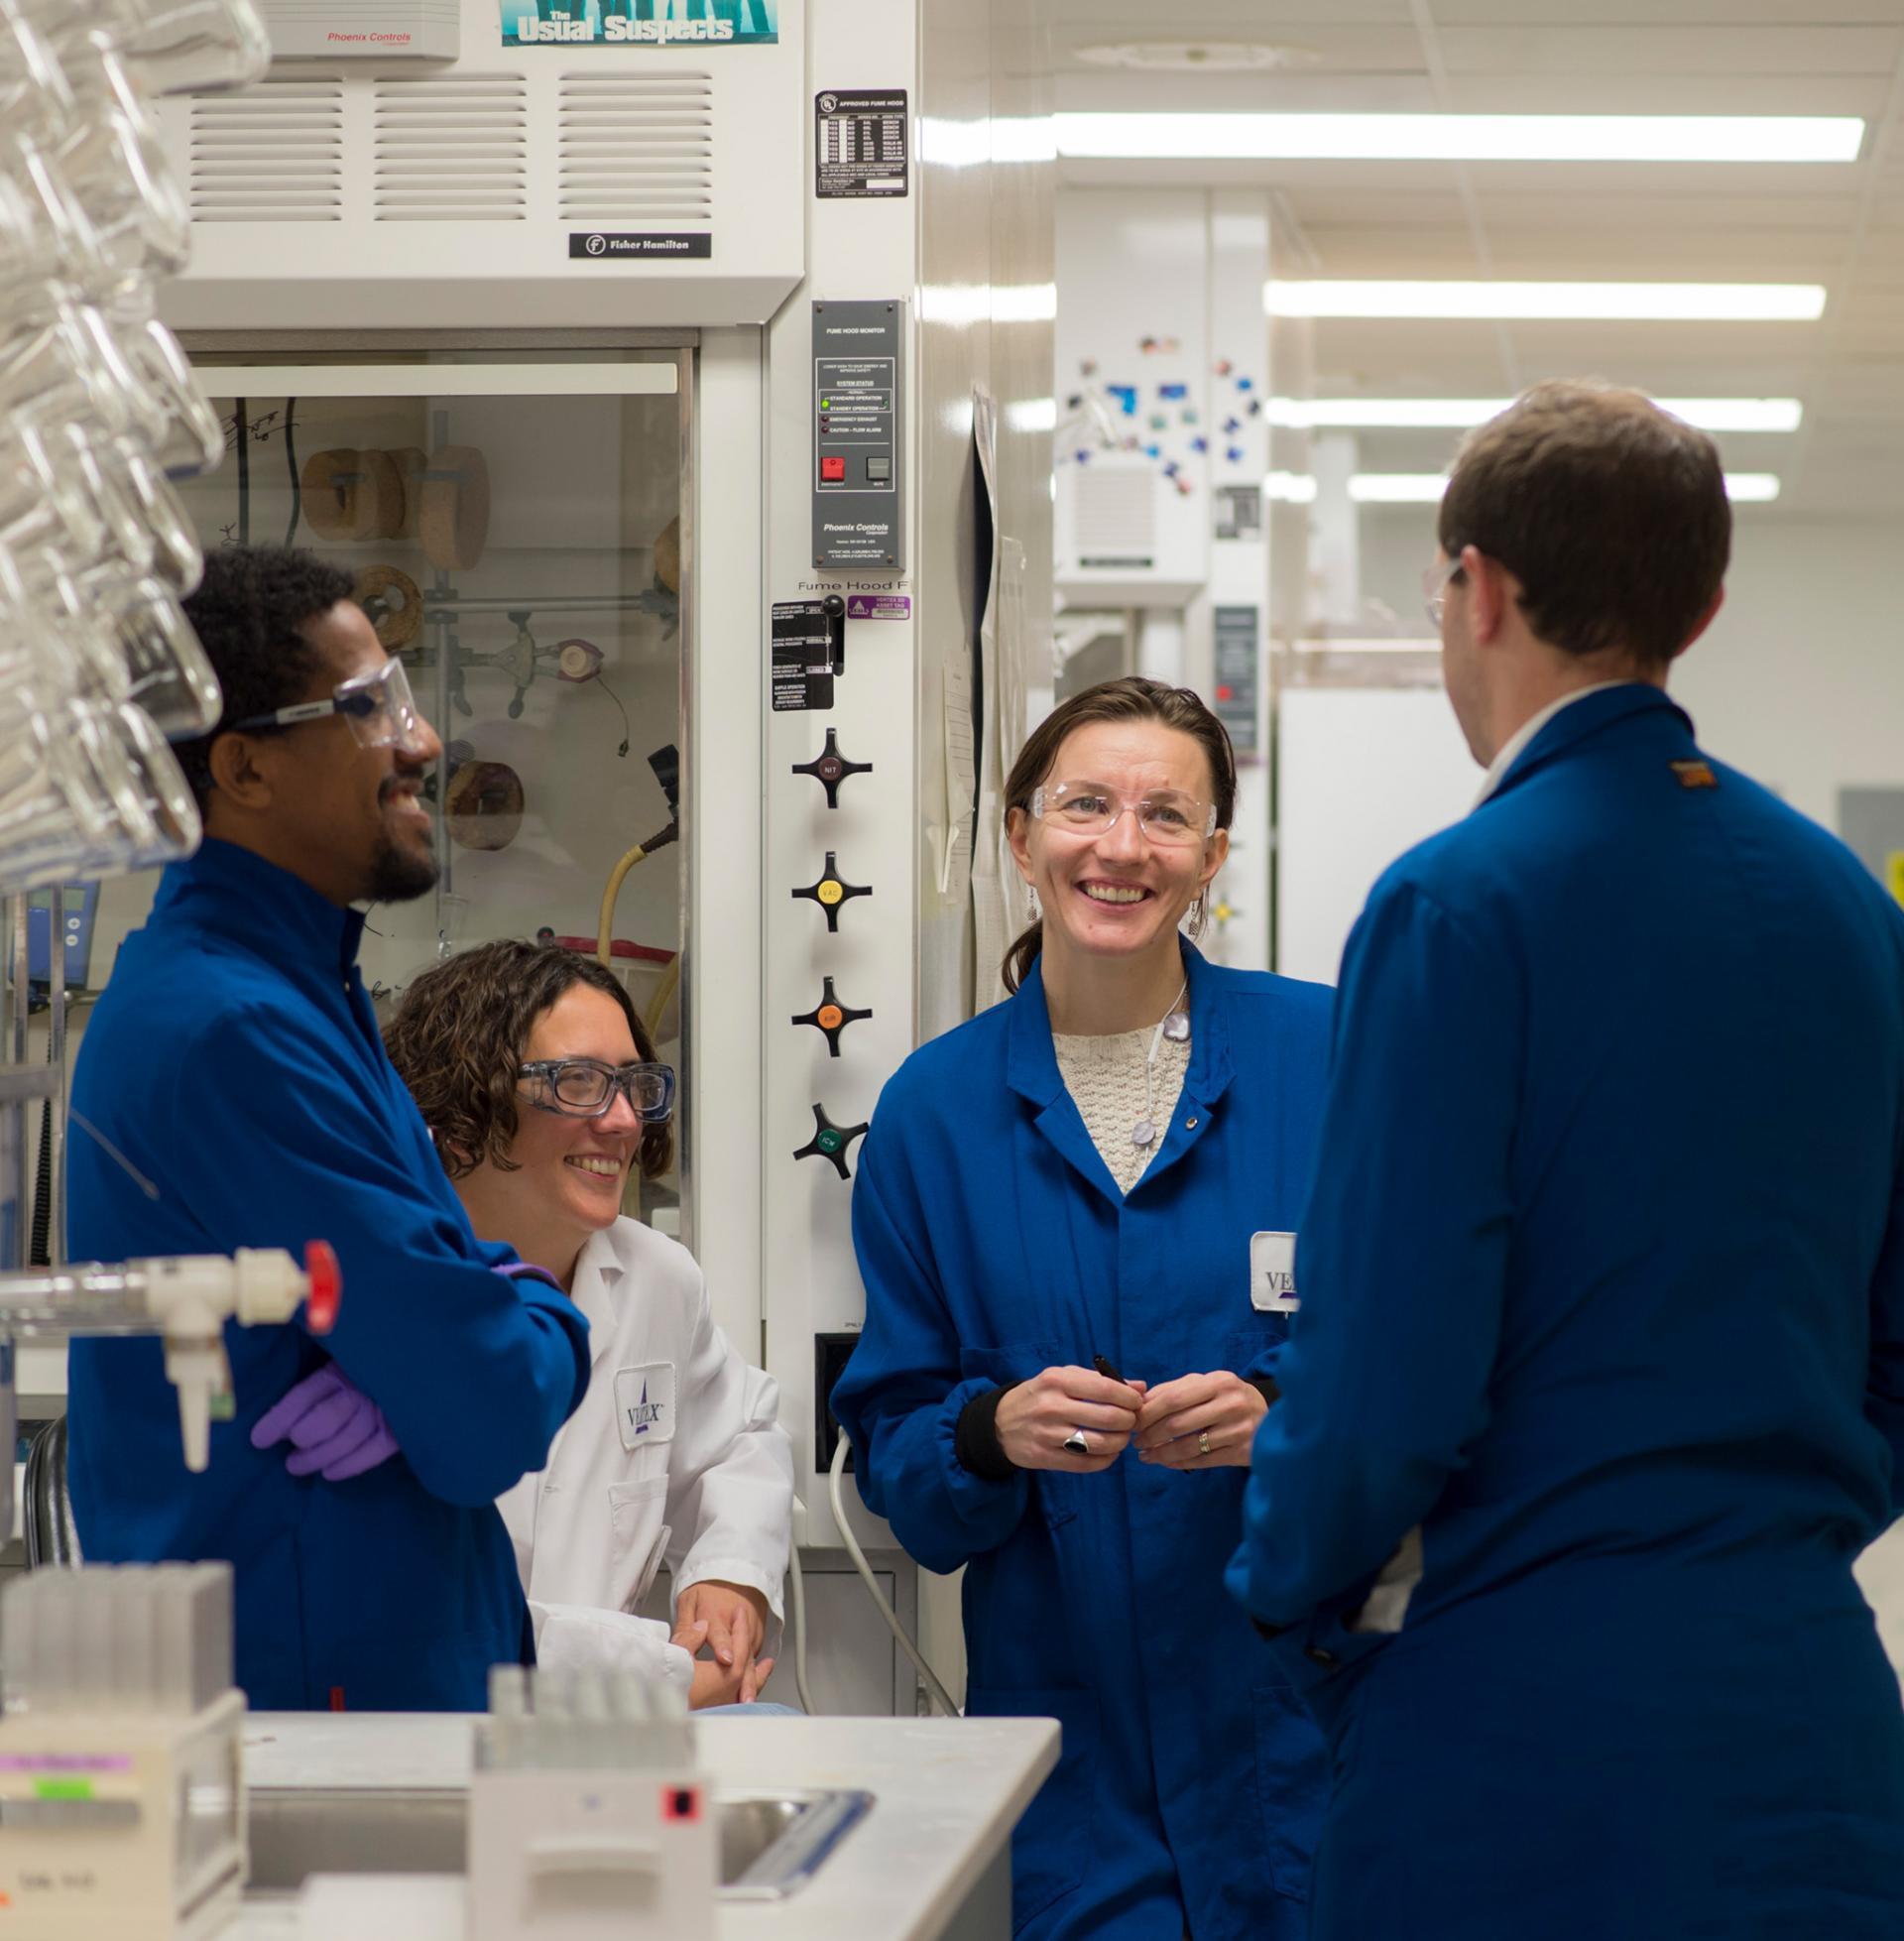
[1198, 1431, 1211, 1456]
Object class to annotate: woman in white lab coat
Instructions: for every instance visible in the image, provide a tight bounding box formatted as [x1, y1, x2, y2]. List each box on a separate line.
[386, 939, 794, 1707]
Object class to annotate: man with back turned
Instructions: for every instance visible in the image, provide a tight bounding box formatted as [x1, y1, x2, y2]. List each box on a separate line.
[1231, 382, 1904, 1938]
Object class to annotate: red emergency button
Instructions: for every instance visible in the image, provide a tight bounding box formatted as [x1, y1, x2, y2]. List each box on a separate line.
[821, 455, 846, 482]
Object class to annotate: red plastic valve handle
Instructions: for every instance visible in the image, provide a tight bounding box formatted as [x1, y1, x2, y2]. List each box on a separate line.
[304, 1241, 341, 1334]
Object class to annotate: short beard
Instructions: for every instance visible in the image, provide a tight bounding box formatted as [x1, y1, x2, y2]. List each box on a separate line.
[365, 832, 439, 903]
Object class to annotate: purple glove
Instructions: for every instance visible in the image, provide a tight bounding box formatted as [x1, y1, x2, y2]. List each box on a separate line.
[250, 1365, 400, 1482]
[494, 1260, 563, 1293]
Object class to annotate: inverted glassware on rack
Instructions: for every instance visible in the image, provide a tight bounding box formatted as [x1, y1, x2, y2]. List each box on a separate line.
[0, 0, 267, 898]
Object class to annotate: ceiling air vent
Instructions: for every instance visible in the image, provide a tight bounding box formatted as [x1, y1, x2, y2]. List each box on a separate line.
[374, 73, 528, 222]
[557, 72, 714, 226]
[188, 76, 344, 222]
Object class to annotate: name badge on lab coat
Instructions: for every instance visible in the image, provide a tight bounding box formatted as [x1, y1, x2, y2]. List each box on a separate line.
[1250, 1232, 1299, 1313]
[612, 1362, 676, 1452]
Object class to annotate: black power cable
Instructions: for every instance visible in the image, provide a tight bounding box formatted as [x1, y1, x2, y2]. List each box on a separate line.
[283, 396, 300, 546]
[235, 396, 250, 545]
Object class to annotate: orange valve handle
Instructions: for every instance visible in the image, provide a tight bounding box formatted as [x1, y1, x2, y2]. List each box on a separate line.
[791, 975, 874, 1057]
[304, 1241, 341, 1334]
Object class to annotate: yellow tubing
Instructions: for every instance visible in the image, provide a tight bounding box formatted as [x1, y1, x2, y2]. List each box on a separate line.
[596, 843, 648, 966]
[643, 952, 682, 1044]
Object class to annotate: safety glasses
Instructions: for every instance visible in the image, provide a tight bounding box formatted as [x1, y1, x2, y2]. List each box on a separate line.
[1422, 551, 1466, 628]
[520, 1058, 676, 1124]
[230, 657, 428, 756]
[1031, 780, 1218, 847]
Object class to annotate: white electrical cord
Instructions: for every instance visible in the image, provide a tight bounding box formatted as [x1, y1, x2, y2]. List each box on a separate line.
[828, 1432, 960, 1717]
[786, 1533, 817, 1717]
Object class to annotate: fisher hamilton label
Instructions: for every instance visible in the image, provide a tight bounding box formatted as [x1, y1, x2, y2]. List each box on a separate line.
[569, 231, 712, 260]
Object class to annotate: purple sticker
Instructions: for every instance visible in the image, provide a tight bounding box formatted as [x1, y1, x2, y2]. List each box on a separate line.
[846, 594, 911, 620]
[0, 1755, 132, 1771]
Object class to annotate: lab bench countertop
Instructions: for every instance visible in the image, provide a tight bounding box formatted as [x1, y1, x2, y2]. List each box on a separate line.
[224, 1711, 1059, 1941]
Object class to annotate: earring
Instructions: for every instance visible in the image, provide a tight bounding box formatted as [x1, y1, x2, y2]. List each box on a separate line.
[1025, 884, 1042, 923]
[1184, 896, 1206, 941]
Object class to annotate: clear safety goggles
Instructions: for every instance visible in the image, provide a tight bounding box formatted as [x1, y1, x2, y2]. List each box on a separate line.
[230, 657, 427, 756]
[1031, 780, 1218, 847]
[1422, 551, 1466, 627]
[520, 1057, 676, 1124]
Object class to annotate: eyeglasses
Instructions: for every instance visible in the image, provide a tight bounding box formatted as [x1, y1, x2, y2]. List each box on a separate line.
[230, 657, 427, 756]
[1031, 780, 1218, 847]
[520, 1058, 676, 1123]
[1422, 552, 1466, 627]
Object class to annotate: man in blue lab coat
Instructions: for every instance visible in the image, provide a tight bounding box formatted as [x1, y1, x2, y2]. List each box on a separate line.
[67, 546, 589, 1710]
[1230, 381, 1904, 1939]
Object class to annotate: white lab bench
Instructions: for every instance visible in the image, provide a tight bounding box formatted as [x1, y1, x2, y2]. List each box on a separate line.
[224, 1713, 1057, 1941]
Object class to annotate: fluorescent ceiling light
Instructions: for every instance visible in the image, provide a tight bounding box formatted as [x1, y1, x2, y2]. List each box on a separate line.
[1056, 113, 1863, 165]
[1270, 397, 1803, 433]
[919, 282, 1057, 326]
[1349, 475, 1458, 504]
[1267, 472, 1780, 505]
[1265, 281, 1826, 321]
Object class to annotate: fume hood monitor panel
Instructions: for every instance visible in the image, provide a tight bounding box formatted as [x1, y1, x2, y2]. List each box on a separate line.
[811, 300, 904, 572]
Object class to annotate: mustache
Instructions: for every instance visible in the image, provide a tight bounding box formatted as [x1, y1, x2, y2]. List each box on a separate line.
[379, 772, 424, 805]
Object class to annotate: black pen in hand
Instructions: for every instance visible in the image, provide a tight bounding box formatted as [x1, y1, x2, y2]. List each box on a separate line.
[1064, 1354, 1130, 1453]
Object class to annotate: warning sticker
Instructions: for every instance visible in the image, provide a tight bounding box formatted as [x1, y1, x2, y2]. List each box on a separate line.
[773, 600, 841, 711]
[816, 89, 909, 198]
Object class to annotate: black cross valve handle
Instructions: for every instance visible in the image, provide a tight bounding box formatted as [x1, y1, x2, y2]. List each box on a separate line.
[791, 976, 873, 1057]
[791, 851, 871, 933]
[793, 1103, 870, 1180]
[791, 728, 875, 809]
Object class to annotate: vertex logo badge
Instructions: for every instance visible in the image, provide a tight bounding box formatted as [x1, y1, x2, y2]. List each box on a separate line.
[569, 231, 713, 262]
[614, 1362, 677, 1450]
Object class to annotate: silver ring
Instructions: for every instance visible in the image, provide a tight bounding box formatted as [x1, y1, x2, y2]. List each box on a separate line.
[1062, 1429, 1089, 1455]
[1198, 1431, 1211, 1456]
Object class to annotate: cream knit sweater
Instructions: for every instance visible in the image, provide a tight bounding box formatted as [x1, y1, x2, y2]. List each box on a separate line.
[1052, 1027, 1191, 1195]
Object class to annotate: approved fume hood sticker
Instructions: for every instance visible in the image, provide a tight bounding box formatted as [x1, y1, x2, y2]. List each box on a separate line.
[816, 90, 908, 197]
[502, 0, 777, 46]
[570, 231, 712, 259]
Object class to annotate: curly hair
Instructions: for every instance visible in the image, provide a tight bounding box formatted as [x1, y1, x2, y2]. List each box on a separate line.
[173, 545, 359, 806]
[383, 939, 674, 1182]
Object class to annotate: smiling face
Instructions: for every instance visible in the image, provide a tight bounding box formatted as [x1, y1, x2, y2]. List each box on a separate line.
[490, 982, 644, 1245]
[220, 599, 443, 907]
[1008, 718, 1229, 970]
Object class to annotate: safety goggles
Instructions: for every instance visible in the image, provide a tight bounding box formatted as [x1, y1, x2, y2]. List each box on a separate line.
[520, 1058, 676, 1123]
[1422, 551, 1466, 627]
[1031, 780, 1218, 847]
[230, 657, 427, 756]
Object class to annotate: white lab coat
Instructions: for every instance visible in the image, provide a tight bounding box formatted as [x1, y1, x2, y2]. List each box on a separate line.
[498, 1217, 793, 1697]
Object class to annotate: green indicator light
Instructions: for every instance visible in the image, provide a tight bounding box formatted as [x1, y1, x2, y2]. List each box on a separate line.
[820, 398, 831, 411]
[34, 1778, 94, 1801]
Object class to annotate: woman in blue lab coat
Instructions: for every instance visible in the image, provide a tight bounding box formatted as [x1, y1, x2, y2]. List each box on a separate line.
[831, 677, 1334, 1940]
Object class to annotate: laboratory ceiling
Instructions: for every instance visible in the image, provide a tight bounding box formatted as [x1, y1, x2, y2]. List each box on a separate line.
[1047, 1, 1904, 515]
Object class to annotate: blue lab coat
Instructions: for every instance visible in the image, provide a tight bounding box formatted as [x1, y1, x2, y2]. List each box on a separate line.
[66, 840, 591, 1711]
[1229, 684, 1904, 1939]
[832, 946, 1334, 1940]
